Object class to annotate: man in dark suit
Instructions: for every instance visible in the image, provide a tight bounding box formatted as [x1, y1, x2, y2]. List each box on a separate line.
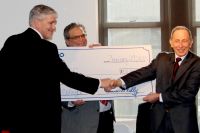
[111, 26, 200, 133]
[0, 4, 112, 133]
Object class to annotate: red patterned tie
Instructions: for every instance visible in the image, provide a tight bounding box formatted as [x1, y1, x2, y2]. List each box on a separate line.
[173, 57, 181, 80]
[100, 100, 108, 106]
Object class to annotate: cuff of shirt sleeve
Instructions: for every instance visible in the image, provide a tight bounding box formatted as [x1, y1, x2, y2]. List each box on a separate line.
[159, 93, 163, 102]
[120, 79, 126, 89]
[68, 101, 75, 107]
[98, 79, 101, 88]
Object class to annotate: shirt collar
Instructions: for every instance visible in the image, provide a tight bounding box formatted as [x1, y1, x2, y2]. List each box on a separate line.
[175, 53, 188, 64]
[30, 27, 43, 39]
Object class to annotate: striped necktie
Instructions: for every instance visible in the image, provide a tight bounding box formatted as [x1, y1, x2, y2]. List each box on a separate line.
[172, 57, 181, 80]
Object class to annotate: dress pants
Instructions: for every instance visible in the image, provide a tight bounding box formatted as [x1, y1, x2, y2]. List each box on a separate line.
[157, 112, 174, 133]
[136, 102, 152, 133]
[97, 109, 114, 133]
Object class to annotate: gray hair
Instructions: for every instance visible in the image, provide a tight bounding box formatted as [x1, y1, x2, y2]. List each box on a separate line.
[170, 26, 193, 42]
[63, 22, 86, 40]
[29, 4, 57, 26]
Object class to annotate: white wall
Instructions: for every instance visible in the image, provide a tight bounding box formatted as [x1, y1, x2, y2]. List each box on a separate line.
[0, 0, 99, 49]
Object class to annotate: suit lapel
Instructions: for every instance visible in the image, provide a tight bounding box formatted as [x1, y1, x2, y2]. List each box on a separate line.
[174, 52, 194, 82]
[168, 54, 175, 84]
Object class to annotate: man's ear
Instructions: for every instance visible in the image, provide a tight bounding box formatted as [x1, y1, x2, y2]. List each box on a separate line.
[65, 40, 69, 46]
[169, 39, 173, 47]
[189, 40, 193, 48]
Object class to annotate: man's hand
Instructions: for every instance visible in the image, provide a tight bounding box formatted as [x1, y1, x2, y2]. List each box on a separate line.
[110, 79, 122, 88]
[143, 92, 160, 103]
[100, 78, 115, 92]
[88, 43, 101, 48]
[72, 100, 85, 106]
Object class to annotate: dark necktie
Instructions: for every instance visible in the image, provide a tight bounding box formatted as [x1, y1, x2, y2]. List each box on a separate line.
[173, 57, 182, 80]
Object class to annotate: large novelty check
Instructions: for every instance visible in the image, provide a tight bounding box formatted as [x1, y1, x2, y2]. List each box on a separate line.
[59, 45, 155, 101]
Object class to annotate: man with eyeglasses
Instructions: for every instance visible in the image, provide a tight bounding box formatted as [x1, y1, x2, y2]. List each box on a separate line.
[64, 24, 87, 47]
[61, 23, 115, 133]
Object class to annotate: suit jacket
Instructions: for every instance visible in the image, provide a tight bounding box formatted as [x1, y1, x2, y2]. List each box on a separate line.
[122, 52, 200, 133]
[61, 100, 115, 133]
[0, 28, 99, 133]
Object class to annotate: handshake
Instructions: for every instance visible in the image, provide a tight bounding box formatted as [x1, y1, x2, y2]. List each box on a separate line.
[99, 78, 123, 92]
[100, 78, 160, 103]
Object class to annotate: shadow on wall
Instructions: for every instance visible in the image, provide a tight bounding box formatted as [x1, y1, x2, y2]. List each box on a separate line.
[114, 123, 132, 133]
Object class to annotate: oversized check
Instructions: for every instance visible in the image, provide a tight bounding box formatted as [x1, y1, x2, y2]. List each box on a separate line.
[59, 45, 155, 101]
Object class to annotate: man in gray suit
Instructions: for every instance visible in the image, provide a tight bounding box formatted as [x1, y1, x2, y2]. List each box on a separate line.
[61, 23, 115, 133]
[111, 26, 200, 133]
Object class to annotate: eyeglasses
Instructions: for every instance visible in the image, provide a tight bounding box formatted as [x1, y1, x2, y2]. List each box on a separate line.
[68, 34, 87, 40]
